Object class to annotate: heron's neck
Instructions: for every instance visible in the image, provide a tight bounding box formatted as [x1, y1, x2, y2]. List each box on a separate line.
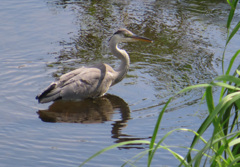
[109, 41, 130, 85]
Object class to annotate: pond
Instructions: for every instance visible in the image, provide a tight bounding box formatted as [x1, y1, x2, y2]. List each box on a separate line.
[0, 0, 240, 166]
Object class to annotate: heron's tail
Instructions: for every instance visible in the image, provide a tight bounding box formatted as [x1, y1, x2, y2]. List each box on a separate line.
[36, 83, 62, 103]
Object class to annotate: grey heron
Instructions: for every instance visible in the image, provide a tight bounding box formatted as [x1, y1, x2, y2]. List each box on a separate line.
[36, 29, 152, 103]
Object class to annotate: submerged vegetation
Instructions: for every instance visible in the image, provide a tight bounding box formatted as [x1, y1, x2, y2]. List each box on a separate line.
[80, 0, 240, 166]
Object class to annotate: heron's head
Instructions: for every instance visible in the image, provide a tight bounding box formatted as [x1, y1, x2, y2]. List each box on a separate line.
[110, 28, 152, 43]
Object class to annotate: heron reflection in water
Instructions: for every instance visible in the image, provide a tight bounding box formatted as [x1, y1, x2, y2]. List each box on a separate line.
[36, 29, 152, 103]
[38, 94, 149, 149]
[38, 94, 131, 142]
[37, 94, 130, 123]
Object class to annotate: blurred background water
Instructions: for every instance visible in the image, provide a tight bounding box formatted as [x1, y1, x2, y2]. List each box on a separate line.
[0, 0, 239, 166]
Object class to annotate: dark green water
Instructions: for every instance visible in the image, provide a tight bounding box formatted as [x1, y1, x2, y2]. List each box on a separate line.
[0, 0, 239, 166]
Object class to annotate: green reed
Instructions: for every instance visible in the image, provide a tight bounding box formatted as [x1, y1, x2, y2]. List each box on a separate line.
[79, 1, 240, 166]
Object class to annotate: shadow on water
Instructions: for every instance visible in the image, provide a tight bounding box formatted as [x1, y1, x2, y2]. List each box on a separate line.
[37, 94, 150, 149]
[37, 94, 130, 124]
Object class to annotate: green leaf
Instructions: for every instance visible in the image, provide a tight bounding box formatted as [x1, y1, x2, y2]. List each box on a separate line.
[148, 97, 172, 166]
[226, 50, 240, 75]
[206, 86, 214, 114]
[184, 92, 240, 166]
[215, 75, 240, 86]
[229, 138, 240, 147]
[79, 140, 151, 167]
[226, 21, 240, 46]
[236, 69, 240, 76]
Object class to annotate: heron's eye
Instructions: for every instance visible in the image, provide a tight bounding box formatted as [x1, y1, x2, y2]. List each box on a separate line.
[124, 33, 132, 38]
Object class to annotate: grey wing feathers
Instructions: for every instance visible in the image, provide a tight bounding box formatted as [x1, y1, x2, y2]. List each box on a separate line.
[36, 64, 114, 103]
[36, 82, 61, 103]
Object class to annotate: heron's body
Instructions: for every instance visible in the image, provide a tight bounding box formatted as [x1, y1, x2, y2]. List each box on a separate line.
[36, 29, 152, 103]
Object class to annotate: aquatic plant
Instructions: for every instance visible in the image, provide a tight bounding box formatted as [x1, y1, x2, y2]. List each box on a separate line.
[79, 0, 240, 166]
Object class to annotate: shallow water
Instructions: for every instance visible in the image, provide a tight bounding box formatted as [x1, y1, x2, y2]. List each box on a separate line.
[0, 0, 239, 166]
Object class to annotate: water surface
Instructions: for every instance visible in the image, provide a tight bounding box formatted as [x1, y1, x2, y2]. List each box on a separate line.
[0, 0, 239, 166]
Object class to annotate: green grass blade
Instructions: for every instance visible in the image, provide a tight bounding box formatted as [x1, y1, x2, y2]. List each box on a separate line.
[223, 0, 239, 74]
[206, 86, 214, 114]
[226, 50, 240, 76]
[190, 131, 240, 167]
[177, 84, 212, 95]
[151, 128, 208, 167]
[79, 140, 151, 167]
[215, 75, 240, 85]
[229, 138, 240, 147]
[226, 0, 238, 32]
[213, 82, 240, 91]
[149, 128, 187, 166]
[184, 92, 240, 166]
[236, 69, 240, 75]
[226, 21, 240, 46]
[148, 97, 172, 166]
[163, 147, 188, 166]
[226, 0, 235, 9]
[226, 2, 235, 30]
[148, 84, 215, 167]
[122, 149, 150, 167]
[220, 49, 240, 101]
[228, 158, 240, 167]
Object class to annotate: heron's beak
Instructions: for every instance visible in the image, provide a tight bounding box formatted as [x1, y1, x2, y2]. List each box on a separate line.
[131, 35, 153, 43]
